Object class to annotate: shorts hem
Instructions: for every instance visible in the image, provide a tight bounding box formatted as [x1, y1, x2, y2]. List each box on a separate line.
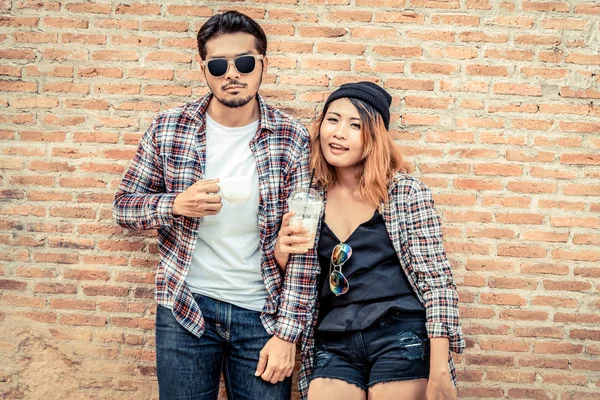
[310, 374, 367, 391]
[367, 375, 429, 388]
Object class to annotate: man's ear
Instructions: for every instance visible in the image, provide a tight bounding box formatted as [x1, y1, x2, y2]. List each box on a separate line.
[262, 56, 268, 75]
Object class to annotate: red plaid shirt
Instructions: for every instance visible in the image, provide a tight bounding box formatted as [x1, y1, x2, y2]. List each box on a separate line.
[113, 93, 319, 360]
[297, 174, 465, 398]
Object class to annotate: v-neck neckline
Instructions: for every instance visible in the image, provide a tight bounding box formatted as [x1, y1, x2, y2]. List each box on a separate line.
[323, 210, 380, 244]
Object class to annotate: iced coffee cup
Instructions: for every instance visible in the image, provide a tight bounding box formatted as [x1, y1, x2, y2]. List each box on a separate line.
[287, 188, 323, 249]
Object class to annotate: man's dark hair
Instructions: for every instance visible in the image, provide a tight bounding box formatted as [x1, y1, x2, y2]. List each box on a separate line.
[197, 11, 267, 60]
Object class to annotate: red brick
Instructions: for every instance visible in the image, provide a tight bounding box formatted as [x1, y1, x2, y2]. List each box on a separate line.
[111, 317, 154, 330]
[535, 342, 583, 355]
[520, 231, 568, 242]
[522, 1, 569, 12]
[44, 17, 88, 29]
[507, 182, 557, 194]
[15, 266, 56, 278]
[66, 2, 111, 13]
[498, 244, 546, 258]
[457, 387, 504, 398]
[552, 249, 600, 262]
[479, 339, 529, 352]
[563, 184, 600, 196]
[50, 298, 96, 310]
[570, 329, 600, 341]
[34, 283, 77, 294]
[18, 311, 57, 323]
[49, 206, 96, 219]
[460, 31, 508, 43]
[375, 11, 423, 23]
[166, 5, 211, 16]
[487, 371, 535, 383]
[317, 42, 366, 55]
[406, 96, 455, 109]
[466, 227, 515, 239]
[0, 294, 46, 308]
[465, 354, 514, 366]
[83, 285, 129, 297]
[519, 357, 569, 369]
[575, 4, 600, 15]
[507, 388, 554, 400]
[481, 293, 527, 306]
[500, 310, 549, 321]
[0, 279, 27, 290]
[543, 280, 592, 291]
[299, 27, 345, 38]
[61, 314, 106, 326]
[555, 313, 600, 324]
[515, 327, 564, 338]
[489, 277, 536, 290]
[411, 0, 459, 8]
[543, 18, 588, 30]
[454, 178, 502, 191]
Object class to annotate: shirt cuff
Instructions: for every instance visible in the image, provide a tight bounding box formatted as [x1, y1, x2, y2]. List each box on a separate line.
[274, 316, 304, 344]
[155, 194, 179, 226]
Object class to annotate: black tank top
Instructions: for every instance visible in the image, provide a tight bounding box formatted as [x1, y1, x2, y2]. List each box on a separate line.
[317, 210, 425, 331]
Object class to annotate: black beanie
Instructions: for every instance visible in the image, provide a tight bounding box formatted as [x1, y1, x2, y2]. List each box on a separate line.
[323, 81, 392, 130]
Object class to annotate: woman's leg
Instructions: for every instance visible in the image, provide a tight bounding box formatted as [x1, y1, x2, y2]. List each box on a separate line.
[308, 377, 367, 400]
[368, 379, 427, 400]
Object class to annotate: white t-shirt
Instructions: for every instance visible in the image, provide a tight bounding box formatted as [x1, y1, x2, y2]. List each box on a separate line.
[185, 114, 266, 311]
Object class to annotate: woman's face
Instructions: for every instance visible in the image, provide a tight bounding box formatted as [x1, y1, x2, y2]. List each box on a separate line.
[319, 98, 364, 170]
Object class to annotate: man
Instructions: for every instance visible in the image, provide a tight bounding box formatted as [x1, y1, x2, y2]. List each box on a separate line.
[114, 11, 318, 400]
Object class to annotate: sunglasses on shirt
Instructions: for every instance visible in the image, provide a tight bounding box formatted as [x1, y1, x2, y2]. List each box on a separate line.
[202, 54, 264, 78]
[329, 243, 352, 296]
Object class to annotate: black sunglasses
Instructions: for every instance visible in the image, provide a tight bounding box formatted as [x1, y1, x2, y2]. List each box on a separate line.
[202, 54, 264, 78]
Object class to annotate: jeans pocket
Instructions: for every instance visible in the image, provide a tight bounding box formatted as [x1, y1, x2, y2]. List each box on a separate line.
[395, 331, 429, 361]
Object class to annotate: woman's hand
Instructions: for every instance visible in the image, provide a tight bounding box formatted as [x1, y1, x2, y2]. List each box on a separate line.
[425, 369, 457, 400]
[274, 211, 313, 272]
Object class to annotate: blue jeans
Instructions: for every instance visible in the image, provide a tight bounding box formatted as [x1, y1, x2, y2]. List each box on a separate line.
[156, 294, 292, 400]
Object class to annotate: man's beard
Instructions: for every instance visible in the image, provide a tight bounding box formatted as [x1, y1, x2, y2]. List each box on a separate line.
[216, 93, 254, 108]
[209, 71, 262, 109]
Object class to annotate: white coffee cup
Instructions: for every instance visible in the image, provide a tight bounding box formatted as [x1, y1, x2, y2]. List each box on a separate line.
[218, 176, 252, 203]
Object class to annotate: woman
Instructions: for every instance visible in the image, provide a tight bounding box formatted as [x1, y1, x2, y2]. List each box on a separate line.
[274, 82, 465, 400]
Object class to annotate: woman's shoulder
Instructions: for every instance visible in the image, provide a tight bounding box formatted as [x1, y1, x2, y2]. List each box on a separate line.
[388, 172, 430, 197]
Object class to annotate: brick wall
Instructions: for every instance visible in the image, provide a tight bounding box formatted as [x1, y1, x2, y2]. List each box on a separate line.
[1, 1, 599, 399]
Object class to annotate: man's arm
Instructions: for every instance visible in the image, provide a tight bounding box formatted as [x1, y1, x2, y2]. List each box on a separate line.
[255, 135, 319, 383]
[114, 121, 223, 230]
[113, 121, 178, 230]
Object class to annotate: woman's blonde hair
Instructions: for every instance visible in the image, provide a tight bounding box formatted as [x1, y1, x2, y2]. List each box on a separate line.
[310, 98, 404, 206]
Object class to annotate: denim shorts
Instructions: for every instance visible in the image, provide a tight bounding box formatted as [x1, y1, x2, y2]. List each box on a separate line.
[311, 310, 430, 390]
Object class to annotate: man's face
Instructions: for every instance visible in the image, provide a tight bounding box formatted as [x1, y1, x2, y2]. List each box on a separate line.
[202, 32, 267, 108]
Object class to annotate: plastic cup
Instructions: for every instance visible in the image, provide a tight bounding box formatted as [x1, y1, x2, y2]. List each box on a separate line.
[287, 188, 323, 248]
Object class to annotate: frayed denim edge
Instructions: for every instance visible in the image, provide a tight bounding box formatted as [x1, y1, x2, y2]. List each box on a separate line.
[367, 375, 429, 388]
[310, 374, 368, 391]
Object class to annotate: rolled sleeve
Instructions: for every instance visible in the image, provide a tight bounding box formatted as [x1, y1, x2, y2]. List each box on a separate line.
[405, 181, 465, 354]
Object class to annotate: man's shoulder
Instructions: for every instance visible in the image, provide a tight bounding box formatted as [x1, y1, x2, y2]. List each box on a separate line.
[261, 100, 310, 141]
[153, 99, 204, 126]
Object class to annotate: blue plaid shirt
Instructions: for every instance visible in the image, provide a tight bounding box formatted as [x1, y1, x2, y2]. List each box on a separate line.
[113, 94, 320, 394]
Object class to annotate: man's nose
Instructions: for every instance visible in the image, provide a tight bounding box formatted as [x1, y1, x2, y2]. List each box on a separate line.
[224, 60, 240, 80]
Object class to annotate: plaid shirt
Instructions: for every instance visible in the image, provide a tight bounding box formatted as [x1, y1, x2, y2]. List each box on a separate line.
[297, 173, 466, 399]
[113, 93, 319, 357]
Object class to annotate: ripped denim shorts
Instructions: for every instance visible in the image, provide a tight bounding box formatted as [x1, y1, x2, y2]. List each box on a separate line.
[311, 310, 430, 390]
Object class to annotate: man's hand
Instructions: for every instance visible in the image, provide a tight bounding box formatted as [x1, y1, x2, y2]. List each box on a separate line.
[172, 179, 222, 218]
[254, 336, 296, 384]
[274, 211, 312, 271]
[425, 370, 457, 400]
